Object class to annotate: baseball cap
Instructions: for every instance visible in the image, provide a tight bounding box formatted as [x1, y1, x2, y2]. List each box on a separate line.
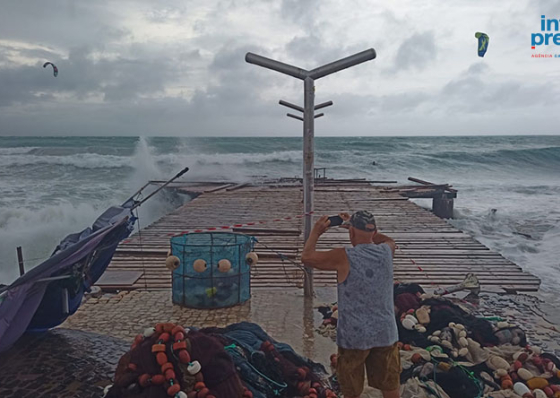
[344, 210, 377, 232]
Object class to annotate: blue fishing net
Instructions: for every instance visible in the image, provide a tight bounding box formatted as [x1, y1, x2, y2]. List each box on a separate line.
[171, 232, 255, 308]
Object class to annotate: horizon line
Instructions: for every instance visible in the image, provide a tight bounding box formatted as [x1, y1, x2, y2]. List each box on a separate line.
[1, 133, 560, 138]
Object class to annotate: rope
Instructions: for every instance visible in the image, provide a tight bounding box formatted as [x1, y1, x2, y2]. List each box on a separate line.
[224, 344, 287, 393]
[428, 357, 484, 398]
[396, 244, 436, 287]
[22, 255, 51, 263]
[165, 211, 315, 237]
[256, 241, 305, 271]
[134, 206, 148, 291]
[255, 240, 306, 287]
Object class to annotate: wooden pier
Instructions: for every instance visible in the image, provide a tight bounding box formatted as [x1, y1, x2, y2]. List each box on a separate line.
[98, 180, 541, 293]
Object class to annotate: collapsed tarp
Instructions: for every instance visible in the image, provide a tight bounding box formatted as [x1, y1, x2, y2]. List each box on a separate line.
[105, 322, 335, 398]
[0, 204, 135, 352]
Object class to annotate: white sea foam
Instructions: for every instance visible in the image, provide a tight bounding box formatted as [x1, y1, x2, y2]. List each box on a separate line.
[450, 204, 560, 296]
[0, 153, 131, 169]
[0, 201, 106, 284]
[0, 147, 304, 173]
[0, 146, 39, 155]
[0, 137, 185, 284]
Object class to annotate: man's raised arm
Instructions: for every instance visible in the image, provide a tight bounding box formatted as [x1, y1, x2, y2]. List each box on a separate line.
[301, 215, 348, 271]
[372, 232, 396, 255]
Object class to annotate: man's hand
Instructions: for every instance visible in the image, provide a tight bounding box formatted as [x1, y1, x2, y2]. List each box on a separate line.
[339, 212, 351, 221]
[339, 212, 351, 229]
[311, 215, 330, 236]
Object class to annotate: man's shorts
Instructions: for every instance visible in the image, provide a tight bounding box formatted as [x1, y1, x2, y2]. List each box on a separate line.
[337, 342, 401, 396]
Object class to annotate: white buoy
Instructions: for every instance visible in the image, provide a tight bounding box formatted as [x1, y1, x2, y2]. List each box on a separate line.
[218, 259, 232, 273]
[103, 385, 112, 397]
[404, 314, 418, 324]
[246, 252, 259, 265]
[402, 318, 416, 330]
[193, 259, 207, 273]
[143, 327, 156, 338]
[166, 255, 180, 271]
[187, 360, 202, 375]
[513, 382, 530, 396]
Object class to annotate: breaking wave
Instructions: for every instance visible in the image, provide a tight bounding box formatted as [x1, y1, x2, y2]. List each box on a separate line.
[426, 145, 560, 169]
[0, 146, 39, 155]
[0, 149, 303, 170]
[0, 153, 131, 169]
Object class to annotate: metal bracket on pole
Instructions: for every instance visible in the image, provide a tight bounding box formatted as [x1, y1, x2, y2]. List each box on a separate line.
[287, 113, 324, 121]
[287, 113, 304, 121]
[246, 48, 377, 297]
[315, 101, 333, 111]
[279, 100, 304, 113]
[281, 100, 333, 113]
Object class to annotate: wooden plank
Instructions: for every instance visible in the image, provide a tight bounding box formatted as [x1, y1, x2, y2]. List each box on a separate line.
[226, 183, 250, 191]
[96, 270, 143, 287]
[204, 184, 234, 193]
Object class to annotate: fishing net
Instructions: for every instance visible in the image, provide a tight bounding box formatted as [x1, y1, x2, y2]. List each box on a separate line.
[170, 232, 255, 308]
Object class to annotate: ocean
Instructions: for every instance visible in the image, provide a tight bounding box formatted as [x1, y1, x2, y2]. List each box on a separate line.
[1, 135, 559, 307]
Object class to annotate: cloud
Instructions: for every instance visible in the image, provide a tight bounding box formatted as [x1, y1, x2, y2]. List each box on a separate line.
[534, 0, 560, 16]
[392, 32, 437, 73]
[441, 64, 560, 114]
[0, 1, 128, 49]
[280, 0, 322, 31]
[0, 43, 186, 106]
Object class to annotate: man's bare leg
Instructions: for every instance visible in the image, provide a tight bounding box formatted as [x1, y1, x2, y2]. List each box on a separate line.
[382, 388, 400, 398]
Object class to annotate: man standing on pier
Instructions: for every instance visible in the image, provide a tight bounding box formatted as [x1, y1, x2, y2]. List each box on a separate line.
[301, 211, 400, 398]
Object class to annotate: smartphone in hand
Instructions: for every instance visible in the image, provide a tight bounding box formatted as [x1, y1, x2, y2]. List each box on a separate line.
[328, 215, 344, 227]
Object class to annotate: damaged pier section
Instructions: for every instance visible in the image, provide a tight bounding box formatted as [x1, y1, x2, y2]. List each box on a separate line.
[97, 178, 540, 293]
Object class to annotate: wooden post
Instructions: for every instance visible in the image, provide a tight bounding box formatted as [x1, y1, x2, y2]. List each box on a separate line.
[16, 246, 25, 276]
[433, 193, 454, 219]
[302, 76, 315, 298]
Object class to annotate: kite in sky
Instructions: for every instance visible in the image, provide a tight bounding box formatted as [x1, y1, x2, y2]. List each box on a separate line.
[475, 32, 489, 57]
[43, 62, 58, 77]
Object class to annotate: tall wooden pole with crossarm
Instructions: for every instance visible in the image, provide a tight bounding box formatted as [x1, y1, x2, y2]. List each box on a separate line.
[245, 49, 377, 297]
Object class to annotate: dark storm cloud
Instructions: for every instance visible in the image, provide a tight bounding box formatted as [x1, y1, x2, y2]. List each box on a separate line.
[380, 92, 430, 113]
[283, 34, 368, 68]
[280, 0, 322, 31]
[534, 0, 560, 16]
[0, 0, 128, 48]
[441, 64, 560, 114]
[0, 43, 185, 106]
[196, 42, 290, 117]
[392, 32, 437, 72]
[145, 6, 189, 23]
[285, 35, 325, 64]
[0, 40, 288, 136]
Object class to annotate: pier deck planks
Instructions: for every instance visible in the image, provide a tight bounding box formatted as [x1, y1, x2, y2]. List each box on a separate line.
[99, 184, 541, 292]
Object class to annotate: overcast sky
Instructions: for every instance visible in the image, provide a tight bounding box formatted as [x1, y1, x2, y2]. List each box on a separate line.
[1, 0, 560, 136]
